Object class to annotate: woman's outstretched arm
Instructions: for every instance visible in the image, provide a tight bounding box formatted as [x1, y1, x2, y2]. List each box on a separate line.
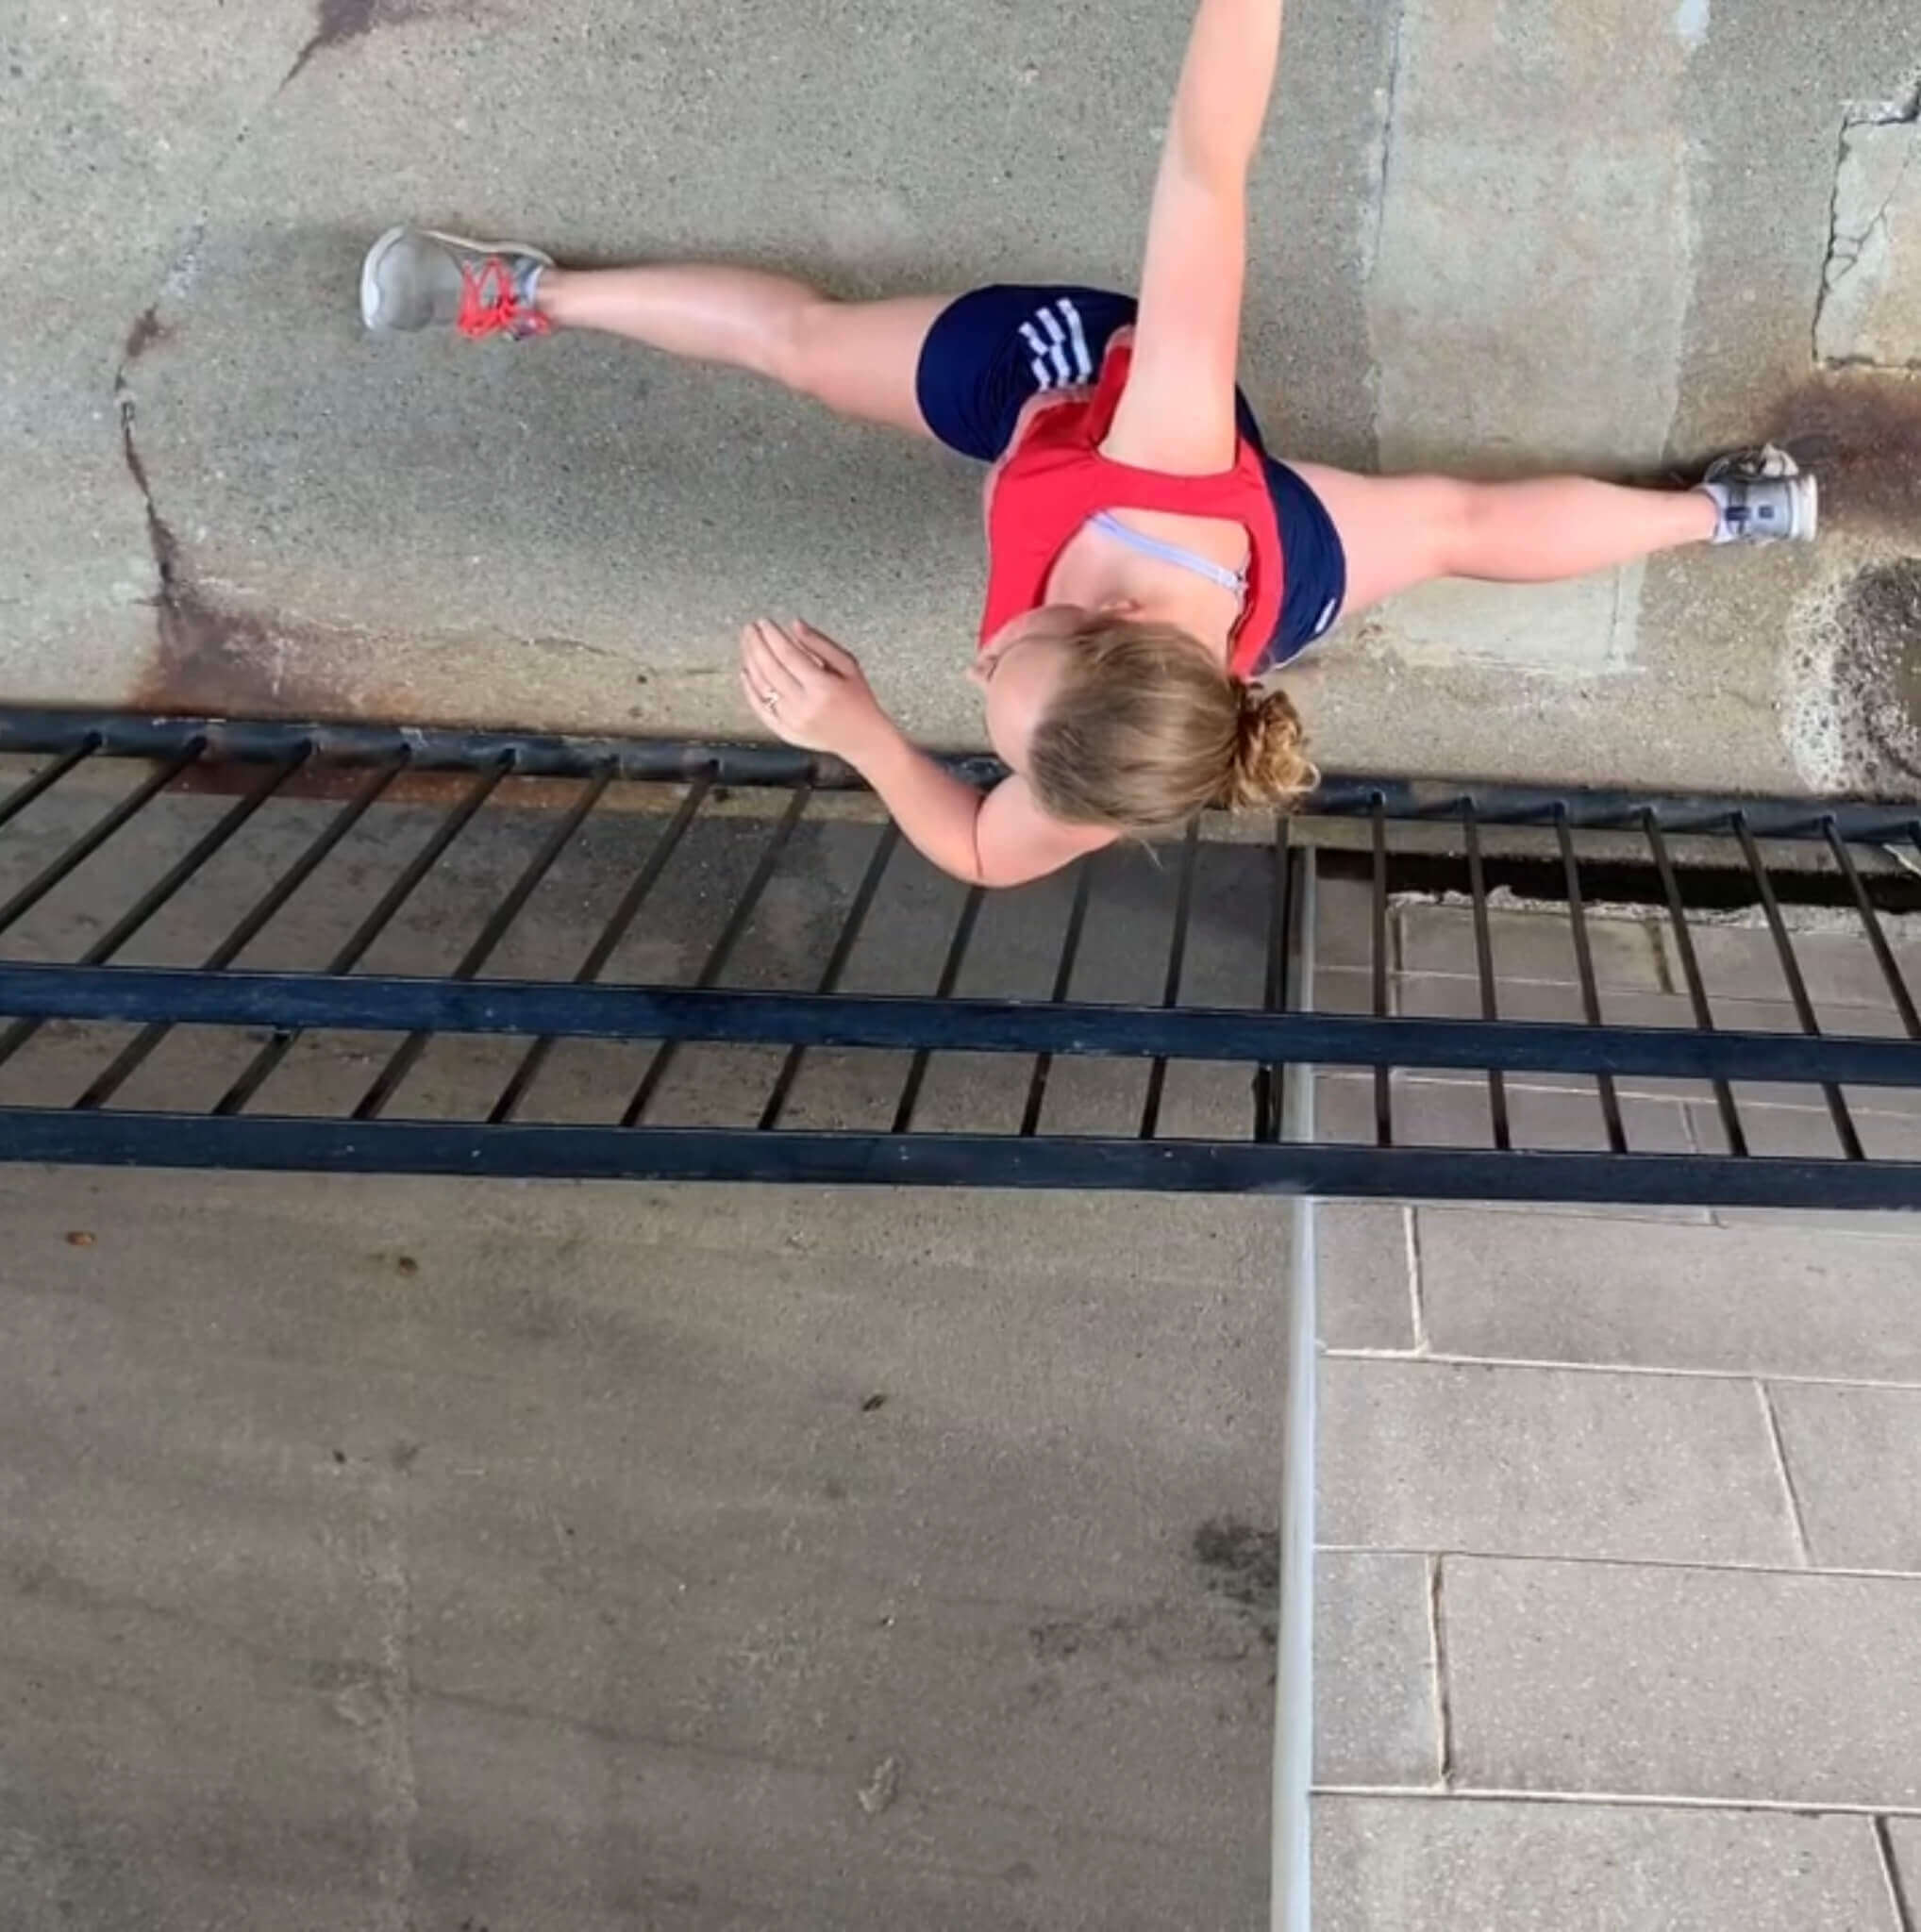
[1103, 0, 1287, 475]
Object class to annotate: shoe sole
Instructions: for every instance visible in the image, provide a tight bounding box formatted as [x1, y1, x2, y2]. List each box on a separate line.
[360, 224, 557, 334]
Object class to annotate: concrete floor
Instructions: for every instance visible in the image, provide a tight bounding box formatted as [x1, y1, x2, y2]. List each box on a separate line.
[0, 1165, 1288, 1931]
[6, 0, 1921, 791]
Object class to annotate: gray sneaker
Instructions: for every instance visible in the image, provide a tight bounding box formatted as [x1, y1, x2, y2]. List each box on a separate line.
[1698, 444, 1818, 545]
[360, 225, 555, 340]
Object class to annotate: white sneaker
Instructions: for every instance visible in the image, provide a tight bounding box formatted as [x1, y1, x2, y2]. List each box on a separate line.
[1698, 444, 1818, 545]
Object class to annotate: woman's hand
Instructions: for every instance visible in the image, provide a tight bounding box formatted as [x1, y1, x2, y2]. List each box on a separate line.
[738, 618, 888, 758]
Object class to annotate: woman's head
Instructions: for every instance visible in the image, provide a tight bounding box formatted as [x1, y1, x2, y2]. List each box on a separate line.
[973, 608, 1314, 831]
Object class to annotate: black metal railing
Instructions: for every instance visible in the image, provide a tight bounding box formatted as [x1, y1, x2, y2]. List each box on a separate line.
[0, 708, 1916, 1208]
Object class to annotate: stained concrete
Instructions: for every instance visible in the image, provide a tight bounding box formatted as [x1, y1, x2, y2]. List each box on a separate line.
[0, 1165, 1286, 1931]
[1817, 99, 1921, 369]
[4, 0, 1921, 792]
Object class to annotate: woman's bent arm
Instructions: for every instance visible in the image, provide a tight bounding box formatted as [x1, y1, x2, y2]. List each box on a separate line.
[846, 722, 1117, 889]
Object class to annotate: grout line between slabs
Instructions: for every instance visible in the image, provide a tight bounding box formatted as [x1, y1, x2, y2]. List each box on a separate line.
[1757, 1380, 1815, 1568]
[1425, 1553, 1453, 1790]
[1316, 1543, 1921, 1585]
[1322, 1346, 1921, 1396]
[1403, 1204, 1428, 1354]
[1879, 1815, 1918, 1932]
[1312, 1784, 1921, 1822]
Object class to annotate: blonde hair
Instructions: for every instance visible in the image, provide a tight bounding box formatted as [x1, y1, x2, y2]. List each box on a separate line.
[1025, 618, 1315, 831]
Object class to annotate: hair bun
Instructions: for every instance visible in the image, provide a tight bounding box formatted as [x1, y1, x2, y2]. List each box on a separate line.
[1224, 684, 1315, 811]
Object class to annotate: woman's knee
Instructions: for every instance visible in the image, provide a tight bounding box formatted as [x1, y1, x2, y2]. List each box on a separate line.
[764, 297, 848, 399]
[1405, 476, 1484, 577]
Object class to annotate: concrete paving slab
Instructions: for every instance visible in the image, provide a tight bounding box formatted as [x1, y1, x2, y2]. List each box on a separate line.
[1320, 1358, 1797, 1565]
[1658, 916, 1921, 1014]
[1444, 1555, 1921, 1805]
[1316, 1553, 1439, 1788]
[0, 1164, 1284, 1929]
[1397, 903, 1667, 990]
[1316, 1068, 1695, 1152]
[1395, 973, 1915, 1119]
[1319, 1202, 1417, 1351]
[1313, 1796, 1895, 1932]
[1416, 1207, 1921, 1379]
[1689, 1095, 1921, 1162]
[1769, 1380, 1921, 1572]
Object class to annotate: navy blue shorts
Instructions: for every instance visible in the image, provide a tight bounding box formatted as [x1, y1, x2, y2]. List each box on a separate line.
[914, 283, 1346, 667]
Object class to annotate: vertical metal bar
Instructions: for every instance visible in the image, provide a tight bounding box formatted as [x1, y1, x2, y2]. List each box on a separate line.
[1553, 808, 1629, 1155]
[214, 758, 513, 1115]
[1824, 820, 1921, 1039]
[0, 748, 308, 1070]
[491, 771, 717, 1124]
[0, 741, 204, 937]
[758, 820, 902, 1131]
[353, 767, 615, 1121]
[75, 758, 408, 1109]
[1370, 792, 1393, 1147]
[621, 785, 813, 1128]
[889, 885, 987, 1136]
[1643, 809, 1746, 1158]
[1271, 843, 1317, 1932]
[0, 738, 102, 836]
[1254, 815, 1294, 1144]
[1139, 820, 1203, 1140]
[1018, 860, 1098, 1138]
[1730, 813, 1863, 1160]
[1461, 797, 1511, 1151]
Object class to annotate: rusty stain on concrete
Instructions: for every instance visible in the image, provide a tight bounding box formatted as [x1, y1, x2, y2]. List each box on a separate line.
[115, 367, 362, 723]
[1768, 371, 1921, 539]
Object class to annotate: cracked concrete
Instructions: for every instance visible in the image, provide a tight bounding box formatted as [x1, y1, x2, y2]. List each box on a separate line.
[1817, 89, 1921, 370]
[3, 1, 1921, 792]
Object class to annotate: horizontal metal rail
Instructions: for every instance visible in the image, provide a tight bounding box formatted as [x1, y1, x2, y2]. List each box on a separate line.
[0, 707, 1915, 839]
[1, 1109, 1916, 1208]
[3, 963, 1918, 1089]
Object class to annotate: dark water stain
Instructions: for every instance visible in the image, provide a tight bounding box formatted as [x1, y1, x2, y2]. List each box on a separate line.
[1193, 1515, 1278, 1648]
[1027, 1605, 1153, 1663]
[1767, 371, 1921, 538]
[122, 305, 167, 363]
[284, 0, 386, 85]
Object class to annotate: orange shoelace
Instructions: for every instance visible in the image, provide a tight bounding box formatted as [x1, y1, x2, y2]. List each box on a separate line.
[456, 256, 550, 340]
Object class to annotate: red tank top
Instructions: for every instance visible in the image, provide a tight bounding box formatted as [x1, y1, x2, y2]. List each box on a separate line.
[978, 333, 1284, 679]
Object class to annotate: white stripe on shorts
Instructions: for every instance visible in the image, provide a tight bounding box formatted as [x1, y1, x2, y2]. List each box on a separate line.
[1019, 321, 1056, 388]
[1057, 297, 1094, 381]
[1037, 308, 1073, 385]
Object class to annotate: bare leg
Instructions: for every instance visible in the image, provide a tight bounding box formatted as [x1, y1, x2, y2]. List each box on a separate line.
[537, 265, 950, 438]
[1291, 462, 1719, 617]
